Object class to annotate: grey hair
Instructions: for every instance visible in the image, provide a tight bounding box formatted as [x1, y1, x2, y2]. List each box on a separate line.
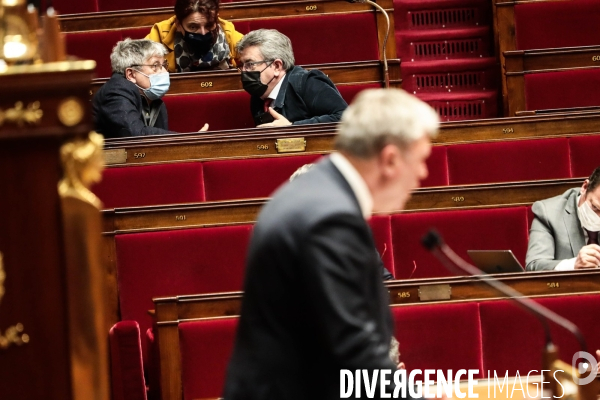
[110, 38, 168, 75]
[236, 29, 295, 70]
[335, 88, 439, 158]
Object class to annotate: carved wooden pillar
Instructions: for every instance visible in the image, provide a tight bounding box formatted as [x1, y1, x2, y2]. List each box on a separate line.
[0, 61, 110, 400]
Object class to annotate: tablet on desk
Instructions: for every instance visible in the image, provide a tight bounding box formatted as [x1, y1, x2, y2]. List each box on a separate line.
[467, 250, 525, 274]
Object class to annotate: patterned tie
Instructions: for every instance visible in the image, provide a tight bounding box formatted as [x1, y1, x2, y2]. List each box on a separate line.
[586, 229, 599, 245]
[263, 98, 273, 112]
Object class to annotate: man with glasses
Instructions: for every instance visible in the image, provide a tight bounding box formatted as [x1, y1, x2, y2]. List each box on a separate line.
[236, 29, 348, 127]
[93, 38, 208, 138]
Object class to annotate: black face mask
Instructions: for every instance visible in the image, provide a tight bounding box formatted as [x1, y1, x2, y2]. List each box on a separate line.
[241, 62, 275, 98]
[183, 30, 213, 54]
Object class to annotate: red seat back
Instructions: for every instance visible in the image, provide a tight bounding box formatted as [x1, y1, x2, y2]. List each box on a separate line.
[179, 318, 239, 400]
[115, 224, 252, 359]
[92, 162, 205, 209]
[569, 135, 600, 178]
[202, 154, 323, 201]
[525, 69, 600, 112]
[392, 302, 483, 376]
[515, 0, 600, 50]
[368, 215, 394, 277]
[248, 13, 379, 65]
[54, 0, 98, 14]
[446, 138, 571, 185]
[391, 206, 529, 279]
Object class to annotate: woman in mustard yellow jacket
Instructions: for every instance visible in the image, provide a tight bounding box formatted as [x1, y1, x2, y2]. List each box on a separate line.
[146, 0, 243, 72]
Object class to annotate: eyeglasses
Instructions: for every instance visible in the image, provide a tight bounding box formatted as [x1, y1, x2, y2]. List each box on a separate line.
[239, 59, 274, 71]
[131, 60, 169, 73]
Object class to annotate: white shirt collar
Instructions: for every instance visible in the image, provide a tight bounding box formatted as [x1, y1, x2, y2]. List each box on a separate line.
[267, 72, 286, 101]
[329, 152, 373, 219]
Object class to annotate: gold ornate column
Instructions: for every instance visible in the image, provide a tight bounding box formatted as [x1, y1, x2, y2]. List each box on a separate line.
[0, 61, 110, 400]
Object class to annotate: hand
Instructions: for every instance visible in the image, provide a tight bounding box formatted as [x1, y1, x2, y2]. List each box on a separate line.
[397, 362, 405, 370]
[574, 244, 600, 269]
[198, 123, 209, 132]
[257, 107, 292, 128]
[596, 349, 600, 373]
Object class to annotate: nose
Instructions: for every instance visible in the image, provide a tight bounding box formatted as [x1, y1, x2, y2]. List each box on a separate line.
[198, 25, 208, 35]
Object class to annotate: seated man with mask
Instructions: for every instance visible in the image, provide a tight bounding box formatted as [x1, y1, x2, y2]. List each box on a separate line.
[93, 38, 208, 138]
[526, 166, 600, 271]
[237, 29, 348, 127]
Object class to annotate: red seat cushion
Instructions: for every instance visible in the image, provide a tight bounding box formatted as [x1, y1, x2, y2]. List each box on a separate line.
[368, 215, 394, 278]
[392, 302, 483, 376]
[569, 135, 600, 178]
[115, 224, 252, 360]
[92, 162, 205, 209]
[202, 154, 323, 201]
[179, 318, 239, 400]
[163, 91, 255, 132]
[248, 14, 379, 65]
[338, 83, 382, 105]
[391, 206, 528, 279]
[480, 294, 600, 376]
[422, 145, 448, 187]
[515, 0, 600, 50]
[524, 69, 600, 111]
[109, 321, 147, 400]
[446, 138, 570, 185]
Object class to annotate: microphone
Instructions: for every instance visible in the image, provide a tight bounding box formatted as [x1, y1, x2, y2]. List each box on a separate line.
[421, 230, 598, 399]
[344, 0, 390, 88]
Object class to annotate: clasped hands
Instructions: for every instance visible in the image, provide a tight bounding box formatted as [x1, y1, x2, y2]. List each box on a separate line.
[575, 244, 600, 269]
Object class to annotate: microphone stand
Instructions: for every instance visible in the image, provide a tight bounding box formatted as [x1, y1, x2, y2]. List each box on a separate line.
[421, 230, 599, 400]
[346, 0, 390, 88]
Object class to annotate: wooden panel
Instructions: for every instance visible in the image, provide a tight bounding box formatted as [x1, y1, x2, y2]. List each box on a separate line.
[102, 112, 600, 167]
[90, 59, 400, 96]
[154, 269, 600, 321]
[102, 178, 581, 234]
[59, 0, 392, 33]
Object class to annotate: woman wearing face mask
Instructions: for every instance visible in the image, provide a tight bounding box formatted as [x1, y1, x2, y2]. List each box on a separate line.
[93, 39, 209, 138]
[146, 0, 243, 72]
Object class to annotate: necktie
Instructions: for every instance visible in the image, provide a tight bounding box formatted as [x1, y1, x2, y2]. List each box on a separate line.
[263, 98, 273, 112]
[586, 229, 599, 245]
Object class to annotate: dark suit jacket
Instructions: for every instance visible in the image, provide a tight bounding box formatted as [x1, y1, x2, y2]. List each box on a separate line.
[526, 187, 585, 271]
[224, 157, 401, 400]
[250, 66, 348, 126]
[92, 72, 171, 138]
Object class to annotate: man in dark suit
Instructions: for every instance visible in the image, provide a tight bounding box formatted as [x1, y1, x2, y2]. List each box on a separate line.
[236, 29, 348, 128]
[526, 166, 600, 271]
[224, 88, 440, 400]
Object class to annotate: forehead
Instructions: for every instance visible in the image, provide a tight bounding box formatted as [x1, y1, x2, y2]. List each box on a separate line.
[183, 12, 209, 25]
[239, 46, 263, 62]
[144, 55, 164, 64]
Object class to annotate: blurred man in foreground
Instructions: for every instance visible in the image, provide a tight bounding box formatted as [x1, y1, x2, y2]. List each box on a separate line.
[224, 88, 439, 400]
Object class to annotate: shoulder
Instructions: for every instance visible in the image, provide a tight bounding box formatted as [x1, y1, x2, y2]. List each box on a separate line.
[147, 16, 177, 45]
[95, 74, 140, 102]
[533, 187, 579, 216]
[219, 18, 244, 42]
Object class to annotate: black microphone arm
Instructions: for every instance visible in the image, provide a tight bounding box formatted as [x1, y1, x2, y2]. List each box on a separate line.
[421, 230, 588, 354]
[345, 0, 390, 88]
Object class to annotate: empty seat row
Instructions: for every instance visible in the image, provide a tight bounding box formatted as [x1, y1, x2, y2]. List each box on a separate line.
[93, 134, 600, 209]
[113, 204, 537, 365]
[144, 293, 600, 400]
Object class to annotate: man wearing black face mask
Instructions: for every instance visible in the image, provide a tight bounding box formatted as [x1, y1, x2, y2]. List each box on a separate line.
[237, 29, 348, 128]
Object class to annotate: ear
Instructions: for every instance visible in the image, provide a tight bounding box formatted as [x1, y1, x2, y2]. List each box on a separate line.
[582, 179, 590, 196]
[378, 144, 402, 179]
[175, 19, 184, 33]
[273, 59, 285, 73]
[124, 68, 137, 84]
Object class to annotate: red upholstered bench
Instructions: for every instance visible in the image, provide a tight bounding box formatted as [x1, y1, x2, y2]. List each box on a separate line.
[393, 0, 491, 31]
[392, 302, 483, 376]
[446, 137, 571, 185]
[480, 294, 600, 376]
[417, 90, 497, 121]
[514, 0, 600, 50]
[369, 215, 394, 277]
[54, 0, 98, 14]
[569, 135, 600, 178]
[391, 206, 529, 279]
[524, 69, 600, 112]
[247, 13, 379, 65]
[92, 162, 205, 209]
[179, 318, 239, 400]
[163, 91, 255, 132]
[109, 321, 148, 400]
[114, 224, 252, 360]
[423, 145, 448, 187]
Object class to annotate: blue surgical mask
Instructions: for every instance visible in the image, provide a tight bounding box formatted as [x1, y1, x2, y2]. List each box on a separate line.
[134, 70, 170, 101]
